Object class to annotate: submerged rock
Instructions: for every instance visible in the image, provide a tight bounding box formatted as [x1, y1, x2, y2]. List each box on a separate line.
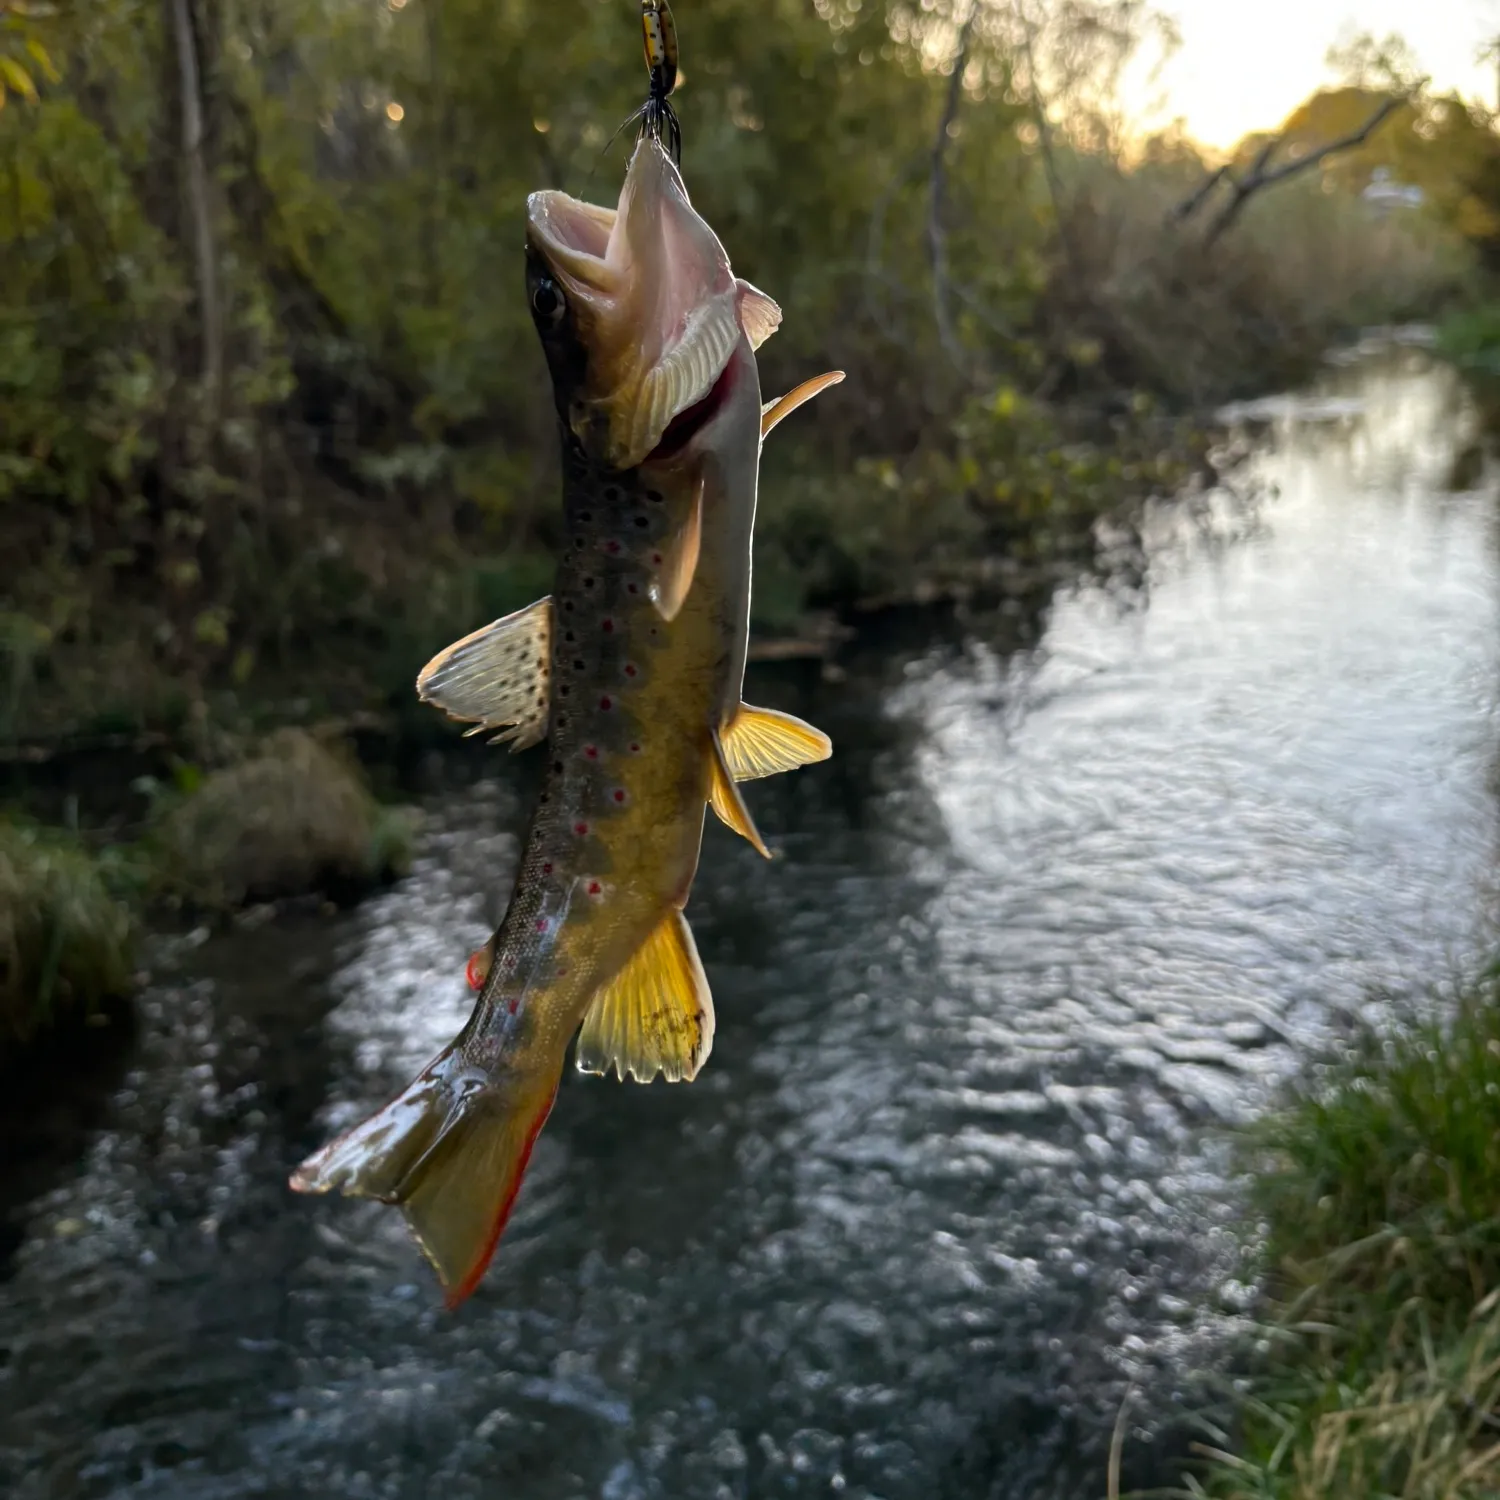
[154, 729, 414, 909]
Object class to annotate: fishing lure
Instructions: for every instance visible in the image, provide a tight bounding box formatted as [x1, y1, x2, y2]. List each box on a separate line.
[638, 0, 682, 164]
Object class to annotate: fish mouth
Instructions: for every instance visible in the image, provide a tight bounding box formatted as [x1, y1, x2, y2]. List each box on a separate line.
[525, 138, 744, 469]
[525, 195, 618, 301]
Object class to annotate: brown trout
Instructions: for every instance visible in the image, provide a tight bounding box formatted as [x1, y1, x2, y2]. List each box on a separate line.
[290, 136, 841, 1306]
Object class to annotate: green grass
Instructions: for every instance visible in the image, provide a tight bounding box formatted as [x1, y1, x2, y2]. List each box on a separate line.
[150, 728, 415, 910]
[0, 819, 134, 1057]
[1437, 305, 1500, 382]
[1188, 964, 1500, 1499]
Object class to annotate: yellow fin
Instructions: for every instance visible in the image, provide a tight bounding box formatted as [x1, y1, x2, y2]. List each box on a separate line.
[722, 704, 832, 781]
[649, 473, 703, 623]
[289, 1043, 560, 1308]
[736, 279, 782, 349]
[708, 728, 772, 858]
[761, 371, 845, 440]
[416, 598, 552, 752]
[575, 910, 715, 1082]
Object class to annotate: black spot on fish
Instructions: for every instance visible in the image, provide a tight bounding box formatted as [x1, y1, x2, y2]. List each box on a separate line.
[633, 514, 649, 528]
[646, 489, 663, 503]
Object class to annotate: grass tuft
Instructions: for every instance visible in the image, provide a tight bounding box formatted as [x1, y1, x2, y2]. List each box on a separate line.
[1194, 963, 1500, 1499]
[0, 820, 134, 1055]
[151, 728, 415, 909]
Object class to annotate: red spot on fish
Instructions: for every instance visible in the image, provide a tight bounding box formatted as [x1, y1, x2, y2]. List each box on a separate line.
[629, 742, 641, 754]
[556, 962, 568, 977]
[584, 744, 598, 759]
[624, 662, 638, 678]
[587, 880, 602, 896]
[535, 917, 547, 932]
[605, 540, 621, 554]
[651, 552, 663, 565]
[599, 695, 613, 711]
[574, 821, 589, 836]
[627, 582, 639, 595]
[465, 950, 488, 990]
[508, 997, 519, 1015]
[612, 788, 627, 804]
[602, 618, 614, 633]
[542, 861, 553, 874]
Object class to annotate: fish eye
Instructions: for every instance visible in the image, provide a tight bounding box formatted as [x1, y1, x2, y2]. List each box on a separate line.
[531, 277, 565, 326]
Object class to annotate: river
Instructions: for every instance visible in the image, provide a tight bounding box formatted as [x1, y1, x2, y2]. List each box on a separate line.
[2, 342, 1496, 1499]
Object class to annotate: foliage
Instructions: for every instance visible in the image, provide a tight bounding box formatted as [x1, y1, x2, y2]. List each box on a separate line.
[1436, 304, 1500, 381]
[0, 3, 1476, 744]
[150, 728, 414, 909]
[1194, 964, 1500, 1499]
[0, 817, 134, 1054]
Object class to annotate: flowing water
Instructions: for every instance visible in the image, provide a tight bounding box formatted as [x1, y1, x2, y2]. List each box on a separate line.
[3, 344, 1498, 1499]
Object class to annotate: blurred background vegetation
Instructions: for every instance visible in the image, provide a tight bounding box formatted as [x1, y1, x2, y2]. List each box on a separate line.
[0, 0, 1489, 749]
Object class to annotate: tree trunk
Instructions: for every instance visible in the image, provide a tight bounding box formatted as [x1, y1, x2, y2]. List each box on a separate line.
[169, 0, 222, 417]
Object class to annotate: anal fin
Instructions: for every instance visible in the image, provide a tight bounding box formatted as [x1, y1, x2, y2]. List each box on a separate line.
[722, 703, 832, 781]
[416, 597, 552, 752]
[708, 728, 772, 859]
[575, 910, 715, 1082]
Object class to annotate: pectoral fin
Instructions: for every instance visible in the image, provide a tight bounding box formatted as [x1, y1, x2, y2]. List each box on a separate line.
[575, 910, 715, 1082]
[708, 728, 772, 858]
[736, 280, 782, 349]
[761, 372, 845, 440]
[722, 704, 833, 780]
[416, 598, 552, 751]
[649, 473, 703, 623]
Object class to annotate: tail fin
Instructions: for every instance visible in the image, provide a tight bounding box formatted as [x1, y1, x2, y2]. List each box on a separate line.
[290, 1048, 559, 1307]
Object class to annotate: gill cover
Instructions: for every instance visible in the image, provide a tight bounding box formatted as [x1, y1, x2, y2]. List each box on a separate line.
[526, 136, 780, 468]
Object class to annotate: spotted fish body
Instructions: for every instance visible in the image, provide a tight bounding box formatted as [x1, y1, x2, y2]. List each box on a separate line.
[290, 139, 839, 1306]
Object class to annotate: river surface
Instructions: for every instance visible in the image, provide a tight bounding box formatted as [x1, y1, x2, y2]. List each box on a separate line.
[2, 345, 1498, 1499]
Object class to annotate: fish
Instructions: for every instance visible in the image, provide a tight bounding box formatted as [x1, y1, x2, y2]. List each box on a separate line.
[289, 134, 842, 1306]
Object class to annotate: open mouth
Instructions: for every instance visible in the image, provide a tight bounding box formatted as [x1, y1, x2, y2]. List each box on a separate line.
[645, 353, 738, 463]
[526, 193, 617, 290]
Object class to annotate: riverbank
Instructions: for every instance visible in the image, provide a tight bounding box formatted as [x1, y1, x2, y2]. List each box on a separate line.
[1194, 961, 1500, 1497]
[0, 729, 414, 1067]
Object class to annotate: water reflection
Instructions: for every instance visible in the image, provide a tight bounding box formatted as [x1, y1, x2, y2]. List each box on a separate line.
[1, 347, 1497, 1499]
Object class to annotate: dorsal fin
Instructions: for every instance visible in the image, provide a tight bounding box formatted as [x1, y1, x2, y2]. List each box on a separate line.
[416, 597, 552, 751]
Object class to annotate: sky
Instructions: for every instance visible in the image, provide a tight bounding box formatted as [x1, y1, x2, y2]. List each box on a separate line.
[1121, 0, 1499, 149]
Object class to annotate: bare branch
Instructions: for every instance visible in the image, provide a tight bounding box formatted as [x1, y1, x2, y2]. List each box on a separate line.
[1202, 96, 1403, 247]
[1020, 15, 1086, 295]
[1169, 163, 1228, 224]
[927, 5, 977, 375]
